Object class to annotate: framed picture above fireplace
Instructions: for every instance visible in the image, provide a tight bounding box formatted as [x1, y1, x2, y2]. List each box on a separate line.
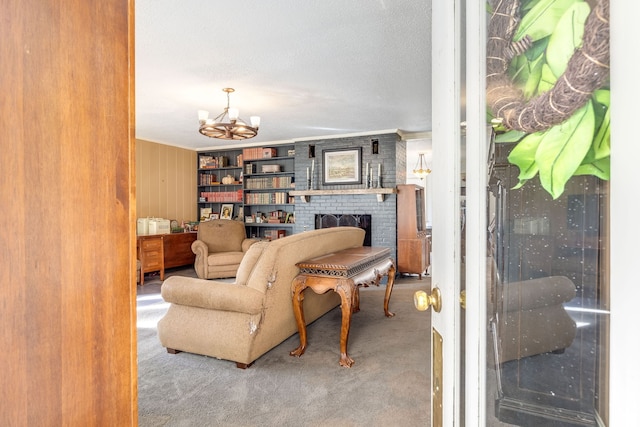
[322, 147, 362, 185]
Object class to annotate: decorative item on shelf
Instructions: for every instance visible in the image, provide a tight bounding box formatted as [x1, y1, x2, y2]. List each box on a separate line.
[197, 87, 260, 140]
[364, 162, 371, 189]
[285, 212, 295, 224]
[262, 148, 277, 158]
[412, 153, 432, 180]
[376, 163, 383, 188]
[261, 164, 281, 173]
[222, 174, 235, 185]
[311, 159, 315, 190]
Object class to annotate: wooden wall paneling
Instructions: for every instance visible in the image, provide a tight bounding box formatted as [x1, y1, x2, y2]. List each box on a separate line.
[136, 139, 152, 217]
[1, 0, 136, 424]
[148, 142, 161, 216]
[158, 144, 170, 218]
[135, 139, 196, 222]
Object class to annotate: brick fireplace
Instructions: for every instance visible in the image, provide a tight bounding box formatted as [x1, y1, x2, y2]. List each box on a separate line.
[315, 214, 372, 246]
[292, 132, 406, 264]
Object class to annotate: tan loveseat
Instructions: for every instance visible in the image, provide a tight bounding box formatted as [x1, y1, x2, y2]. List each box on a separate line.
[191, 219, 259, 279]
[158, 226, 366, 368]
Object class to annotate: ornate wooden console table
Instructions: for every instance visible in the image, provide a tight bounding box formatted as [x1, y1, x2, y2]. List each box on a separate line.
[289, 246, 396, 367]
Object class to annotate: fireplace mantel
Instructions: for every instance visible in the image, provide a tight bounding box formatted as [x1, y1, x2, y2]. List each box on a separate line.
[290, 188, 396, 203]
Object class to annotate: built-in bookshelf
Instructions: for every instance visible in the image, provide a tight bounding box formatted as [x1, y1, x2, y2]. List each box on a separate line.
[241, 145, 295, 239]
[197, 150, 243, 221]
[196, 145, 295, 239]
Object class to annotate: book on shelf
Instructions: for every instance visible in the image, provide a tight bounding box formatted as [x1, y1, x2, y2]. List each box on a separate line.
[199, 189, 243, 203]
[242, 147, 277, 161]
[199, 155, 228, 169]
[263, 229, 286, 240]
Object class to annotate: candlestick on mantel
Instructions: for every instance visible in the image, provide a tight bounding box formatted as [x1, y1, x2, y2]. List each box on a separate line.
[378, 163, 381, 178]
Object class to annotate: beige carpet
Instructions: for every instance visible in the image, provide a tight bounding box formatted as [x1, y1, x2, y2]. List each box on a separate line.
[137, 274, 432, 427]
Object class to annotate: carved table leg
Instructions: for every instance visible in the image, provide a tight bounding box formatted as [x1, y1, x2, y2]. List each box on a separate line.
[351, 285, 360, 313]
[383, 260, 397, 318]
[335, 279, 355, 367]
[289, 275, 308, 358]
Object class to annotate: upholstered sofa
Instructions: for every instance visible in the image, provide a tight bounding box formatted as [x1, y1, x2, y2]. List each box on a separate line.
[158, 226, 366, 368]
[191, 219, 259, 279]
[494, 275, 577, 363]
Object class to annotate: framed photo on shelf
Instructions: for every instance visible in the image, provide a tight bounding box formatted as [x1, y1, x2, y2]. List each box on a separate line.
[220, 204, 233, 220]
[322, 147, 362, 185]
[210, 213, 219, 220]
[200, 207, 212, 221]
[285, 212, 295, 224]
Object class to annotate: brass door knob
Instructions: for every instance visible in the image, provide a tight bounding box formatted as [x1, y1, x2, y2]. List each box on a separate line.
[414, 287, 442, 313]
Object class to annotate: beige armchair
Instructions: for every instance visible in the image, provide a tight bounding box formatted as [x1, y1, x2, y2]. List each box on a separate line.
[191, 219, 258, 279]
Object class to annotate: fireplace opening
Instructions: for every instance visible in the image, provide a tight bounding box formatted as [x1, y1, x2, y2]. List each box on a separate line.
[315, 214, 372, 246]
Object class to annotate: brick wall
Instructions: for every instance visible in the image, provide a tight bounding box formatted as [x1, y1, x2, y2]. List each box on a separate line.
[293, 133, 405, 263]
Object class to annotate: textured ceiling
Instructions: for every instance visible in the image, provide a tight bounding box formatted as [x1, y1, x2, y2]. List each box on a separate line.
[135, 0, 432, 151]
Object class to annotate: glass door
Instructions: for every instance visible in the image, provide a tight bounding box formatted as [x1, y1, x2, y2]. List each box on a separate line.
[427, 0, 640, 426]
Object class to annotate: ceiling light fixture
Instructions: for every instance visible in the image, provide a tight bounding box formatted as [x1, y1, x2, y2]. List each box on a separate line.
[198, 88, 260, 140]
[413, 153, 432, 180]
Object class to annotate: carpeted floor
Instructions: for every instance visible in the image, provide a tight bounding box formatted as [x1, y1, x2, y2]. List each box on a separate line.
[137, 271, 432, 427]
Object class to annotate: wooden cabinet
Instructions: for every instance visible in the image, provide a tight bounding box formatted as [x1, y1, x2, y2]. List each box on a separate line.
[163, 232, 197, 269]
[396, 184, 430, 278]
[137, 232, 198, 284]
[137, 235, 165, 285]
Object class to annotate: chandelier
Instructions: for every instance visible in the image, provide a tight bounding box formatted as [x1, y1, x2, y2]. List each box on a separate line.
[198, 88, 260, 140]
[412, 153, 432, 180]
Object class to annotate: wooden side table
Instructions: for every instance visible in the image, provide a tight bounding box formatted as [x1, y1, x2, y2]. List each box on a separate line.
[289, 246, 396, 367]
[137, 235, 164, 285]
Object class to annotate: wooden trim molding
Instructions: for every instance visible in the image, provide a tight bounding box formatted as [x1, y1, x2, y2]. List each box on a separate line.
[289, 188, 396, 203]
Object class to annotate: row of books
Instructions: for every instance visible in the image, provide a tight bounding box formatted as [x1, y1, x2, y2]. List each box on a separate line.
[244, 192, 289, 205]
[199, 154, 244, 169]
[199, 190, 243, 203]
[244, 176, 293, 189]
[199, 173, 217, 185]
[242, 147, 277, 160]
[199, 155, 228, 169]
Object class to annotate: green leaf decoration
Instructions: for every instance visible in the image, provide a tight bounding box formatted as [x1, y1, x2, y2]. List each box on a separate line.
[546, 2, 589, 78]
[574, 157, 610, 180]
[514, 0, 580, 42]
[495, 129, 527, 143]
[535, 103, 595, 198]
[537, 63, 558, 93]
[525, 38, 550, 62]
[592, 90, 611, 160]
[523, 55, 545, 99]
[507, 132, 544, 183]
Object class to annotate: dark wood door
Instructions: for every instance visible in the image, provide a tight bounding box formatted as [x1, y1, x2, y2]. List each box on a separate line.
[0, 1, 136, 425]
